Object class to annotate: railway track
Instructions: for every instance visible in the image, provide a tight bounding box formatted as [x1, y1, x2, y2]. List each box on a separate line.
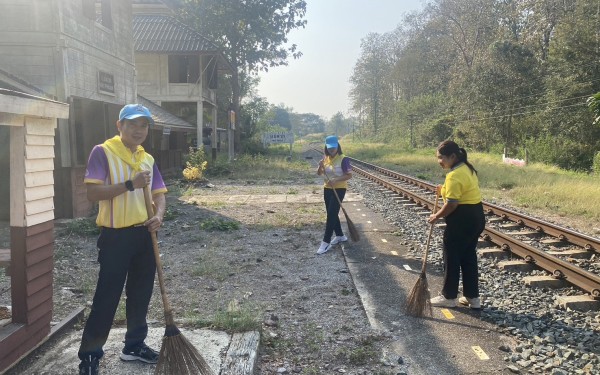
[348, 157, 600, 305]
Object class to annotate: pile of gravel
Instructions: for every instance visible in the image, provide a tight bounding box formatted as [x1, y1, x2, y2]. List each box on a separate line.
[349, 178, 599, 375]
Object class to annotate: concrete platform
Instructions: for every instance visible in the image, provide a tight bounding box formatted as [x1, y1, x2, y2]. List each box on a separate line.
[340, 199, 514, 375]
[3, 319, 261, 375]
[4, 326, 236, 375]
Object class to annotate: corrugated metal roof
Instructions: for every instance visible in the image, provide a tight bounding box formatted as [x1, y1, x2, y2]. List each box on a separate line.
[137, 95, 195, 131]
[133, 14, 220, 54]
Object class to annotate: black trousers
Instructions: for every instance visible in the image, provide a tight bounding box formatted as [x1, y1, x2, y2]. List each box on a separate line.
[441, 203, 485, 299]
[78, 226, 156, 360]
[323, 188, 346, 243]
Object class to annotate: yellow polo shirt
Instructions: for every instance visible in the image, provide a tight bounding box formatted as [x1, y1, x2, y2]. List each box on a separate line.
[441, 163, 481, 204]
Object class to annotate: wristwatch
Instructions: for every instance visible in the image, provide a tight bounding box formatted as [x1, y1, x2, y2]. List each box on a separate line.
[125, 180, 135, 192]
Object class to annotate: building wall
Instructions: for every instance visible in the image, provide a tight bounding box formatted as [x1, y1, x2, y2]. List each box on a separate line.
[0, 0, 137, 104]
[136, 53, 216, 104]
[59, 0, 136, 104]
[0, 94, 69, 373]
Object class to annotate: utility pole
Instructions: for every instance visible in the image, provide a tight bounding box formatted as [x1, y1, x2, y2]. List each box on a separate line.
[408, 114, 416, 148]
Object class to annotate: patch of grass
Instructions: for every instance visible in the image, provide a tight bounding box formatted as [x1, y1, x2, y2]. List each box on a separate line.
[211, 301, 261, 332]
[302, 367, 320, 375]
[335, 334, 383, 365]
[344, 140, 600, 221]
[199, 218, 240, 231]
[286, 188, 299, 195]
[262, 333, 293, 355]
[162, 207, 178, 221]
[191, 253, 232, 281]
[303, 323, 325, 353]
[180, 185, 197, 197]
[207, 154, 314, 182]
[61, 217, 100, 236]
[199, 200, 227, 209]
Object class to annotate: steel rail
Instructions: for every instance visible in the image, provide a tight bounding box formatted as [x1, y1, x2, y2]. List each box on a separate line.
[349, 158, 600, 254]
[483, 227, 600, 298]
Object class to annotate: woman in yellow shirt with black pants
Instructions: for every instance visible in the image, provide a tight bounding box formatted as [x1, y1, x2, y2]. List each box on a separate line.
[316, 135, 352, 255]
[428, 140, 485, 309]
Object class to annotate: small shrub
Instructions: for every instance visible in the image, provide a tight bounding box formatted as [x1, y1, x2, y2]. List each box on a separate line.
[162, 208, 178, 221]
[199, 218, 240, 231]
[182, 147, 208, 181]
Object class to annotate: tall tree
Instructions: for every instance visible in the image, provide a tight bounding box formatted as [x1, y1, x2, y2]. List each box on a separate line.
[178, 0, 307, 149]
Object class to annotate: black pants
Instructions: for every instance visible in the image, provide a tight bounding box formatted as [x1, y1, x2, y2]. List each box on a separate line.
[78, 226, 156, 360]
[323, 188, 346, 243]
[441, 203, 485, 299]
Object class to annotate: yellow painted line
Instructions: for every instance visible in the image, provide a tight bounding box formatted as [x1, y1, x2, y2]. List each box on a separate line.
[362, 214, 366, 217]
[373, 228, 378, 231]
[441, 309, 455, 319]
[367, 220, 372, 224]
[391, 251, 398, 256]
[403, 264, 412, 270]
[381, 239, 388, 243]
[472, 346, 490, 360]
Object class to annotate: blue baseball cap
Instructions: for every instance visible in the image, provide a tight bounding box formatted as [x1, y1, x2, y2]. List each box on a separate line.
[119, 104, 154, 125]
[325, 135, 338, 149]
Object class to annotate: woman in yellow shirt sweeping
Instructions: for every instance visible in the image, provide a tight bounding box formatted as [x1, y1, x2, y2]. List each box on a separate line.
[428, 140, 485, 309]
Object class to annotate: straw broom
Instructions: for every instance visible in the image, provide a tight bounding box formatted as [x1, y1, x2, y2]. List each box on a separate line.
[405, 192, 440, 317]
[143, 187, 215, 375]
[323, 171, 360, 242]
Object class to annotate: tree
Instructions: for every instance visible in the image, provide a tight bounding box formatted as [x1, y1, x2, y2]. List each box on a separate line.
[272, 105, 292, 130]
[178, 0, 307, 151]
[292, 113, 325, 136]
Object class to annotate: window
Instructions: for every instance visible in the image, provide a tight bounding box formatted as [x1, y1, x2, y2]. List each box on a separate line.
[168, 55, 200, 84]
[82, 0, 113, 29]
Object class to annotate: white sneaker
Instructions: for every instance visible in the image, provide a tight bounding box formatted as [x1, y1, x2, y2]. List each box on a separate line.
[330, 235, 348, 245]
[458, 296, 481, 309]
[316, 241, 332, 255]
[430, 295, 457, 307]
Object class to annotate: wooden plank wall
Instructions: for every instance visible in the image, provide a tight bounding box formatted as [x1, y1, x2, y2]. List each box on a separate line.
[0, 116, 56, 372]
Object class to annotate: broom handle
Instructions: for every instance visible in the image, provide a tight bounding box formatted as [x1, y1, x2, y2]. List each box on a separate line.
[143, 186, 175, 326]
[421, 191, 440, 273]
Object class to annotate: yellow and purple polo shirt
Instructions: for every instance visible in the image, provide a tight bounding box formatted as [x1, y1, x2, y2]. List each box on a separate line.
[84, 145, 167, 228]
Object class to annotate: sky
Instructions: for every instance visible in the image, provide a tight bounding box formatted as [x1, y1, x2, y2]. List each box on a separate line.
[256, 0, 425, 120]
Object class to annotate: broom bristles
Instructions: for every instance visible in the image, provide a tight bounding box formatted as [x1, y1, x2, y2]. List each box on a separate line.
[341, 207, 360, 242]
[405, 273, 432, 317]
[346, 216, 360, 242]
[155, 325, 215, 375]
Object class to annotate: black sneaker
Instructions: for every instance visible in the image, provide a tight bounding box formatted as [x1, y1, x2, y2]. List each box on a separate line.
[79, 355, 99, 375]
[119, 343, 159, 364]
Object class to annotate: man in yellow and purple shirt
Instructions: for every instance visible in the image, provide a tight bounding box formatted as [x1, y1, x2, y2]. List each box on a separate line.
[78, 104, 167, 375]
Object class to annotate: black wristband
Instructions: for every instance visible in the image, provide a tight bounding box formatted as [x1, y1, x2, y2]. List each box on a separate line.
[125, 180, 135, 191]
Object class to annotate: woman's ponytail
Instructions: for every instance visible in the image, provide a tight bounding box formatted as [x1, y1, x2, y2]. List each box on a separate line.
[438, 141, 478, 175]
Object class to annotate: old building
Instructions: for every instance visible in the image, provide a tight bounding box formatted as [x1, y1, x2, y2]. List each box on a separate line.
[0, 0, 230, 218]
[132, 1, 232, 168]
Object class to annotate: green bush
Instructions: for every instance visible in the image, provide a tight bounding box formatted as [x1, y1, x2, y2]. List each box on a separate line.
[524, 135, 595, 171]
[593, 151, 600, 174]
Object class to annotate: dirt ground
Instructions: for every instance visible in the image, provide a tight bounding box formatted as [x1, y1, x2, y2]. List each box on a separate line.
[39, 177, 396, 374]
